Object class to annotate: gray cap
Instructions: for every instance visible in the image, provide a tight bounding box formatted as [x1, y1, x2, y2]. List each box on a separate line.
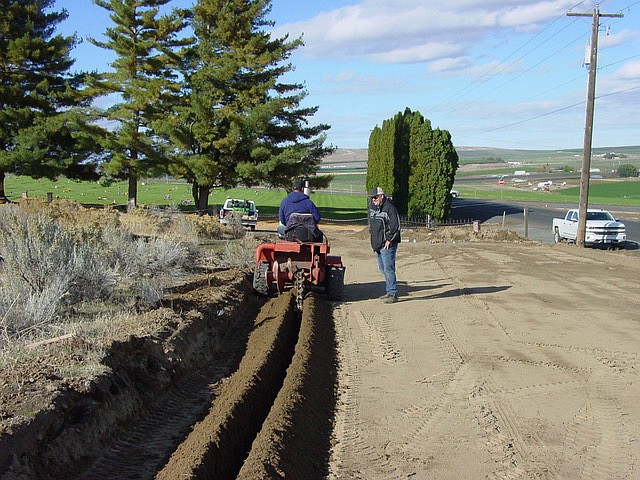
[292, 179, 304, 190]
[368, 187, 385, 197]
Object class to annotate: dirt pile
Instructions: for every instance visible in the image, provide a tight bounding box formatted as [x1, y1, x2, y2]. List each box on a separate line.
[351, 223, 527, 244]
[0, 268, 257, 479]
[158, 293, 338, 480]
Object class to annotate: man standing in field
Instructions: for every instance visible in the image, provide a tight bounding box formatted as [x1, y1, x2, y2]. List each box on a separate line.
[368, 187, 401, 303]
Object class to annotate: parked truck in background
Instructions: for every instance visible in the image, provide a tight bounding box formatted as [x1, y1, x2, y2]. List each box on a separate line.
[552, 208, 626, 249]
[219, 198, 258, 230]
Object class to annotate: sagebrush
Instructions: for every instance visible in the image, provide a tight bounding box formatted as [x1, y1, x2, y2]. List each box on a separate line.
[0, 202, 196, 340]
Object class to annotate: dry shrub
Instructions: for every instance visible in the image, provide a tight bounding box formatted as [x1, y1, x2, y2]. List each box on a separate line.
[189, 214, 225, 239]
[220, 237, 256, 268]
[0, 200, 251, 347]
[0, 203, 190, 342]
[119, 206, 228, 241]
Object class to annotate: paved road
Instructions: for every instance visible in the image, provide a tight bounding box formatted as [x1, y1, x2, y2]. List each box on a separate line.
[450, 197, 640, 248]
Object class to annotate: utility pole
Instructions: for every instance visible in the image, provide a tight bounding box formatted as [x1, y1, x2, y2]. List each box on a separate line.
[567, 7, 623, 247]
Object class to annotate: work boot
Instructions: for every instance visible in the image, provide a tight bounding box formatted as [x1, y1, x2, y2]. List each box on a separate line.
[383, 295, 398, 304]
[379, 294, 390, 300]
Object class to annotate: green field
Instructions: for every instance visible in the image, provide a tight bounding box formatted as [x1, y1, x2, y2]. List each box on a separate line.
[4, 175, 369, 221]
[6, 151, 640, 222]
[457, 180, 640, 206]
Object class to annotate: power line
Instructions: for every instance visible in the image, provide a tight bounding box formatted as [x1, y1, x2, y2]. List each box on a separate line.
[437, 0, 640, 117]
[474, 83, 640, 135]
[465, 10, 639, 130]
[429, 1, 591, 113]
[620, 0, 640, 10]
[454, 3, 639, 140]
[597, 83, 640, 98]
[478, 101, 586, 134]
[479, 31, 588, 100]
[600, 52, 640, 69]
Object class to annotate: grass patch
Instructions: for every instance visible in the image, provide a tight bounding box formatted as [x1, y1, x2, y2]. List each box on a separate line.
[560, 182, 640, 200]
[7, 173, 640, 217]
[457, 180, 640, 206]
[6, 176, 370, 220]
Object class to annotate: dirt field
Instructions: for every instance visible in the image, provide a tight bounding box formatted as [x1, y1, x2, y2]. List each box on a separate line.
[325, 224, 640, 479]
[2, 221, 640, 479]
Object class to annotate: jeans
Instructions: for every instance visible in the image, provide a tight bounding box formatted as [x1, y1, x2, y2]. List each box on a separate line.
[376, 243, 398, 297]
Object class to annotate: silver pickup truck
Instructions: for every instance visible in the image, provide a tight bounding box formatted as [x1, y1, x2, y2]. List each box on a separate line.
[552, 208, 626, 249]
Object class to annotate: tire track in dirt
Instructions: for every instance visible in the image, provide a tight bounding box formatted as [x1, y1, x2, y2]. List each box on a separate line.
[328, 306, 404, 479]
[429, 248, 563, 479]
[78, 367, 227, 480]
[429, 243, 640, 478]
[356, 311, 406, 364]
[562, 370, 636, 480]
[76, 302, 256, 480]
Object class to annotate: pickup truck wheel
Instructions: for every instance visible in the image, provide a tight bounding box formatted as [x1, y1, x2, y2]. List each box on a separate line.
[553, 228, 562, 244]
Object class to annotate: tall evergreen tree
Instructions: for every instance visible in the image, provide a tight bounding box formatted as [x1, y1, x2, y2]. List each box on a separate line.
[391, 108, 413, 214]
[89, 0, 192, 211]
[367, 107, 458, 219]
[366, 125, 383, 192]
[0, 0, 101, 202]
[156, 0, 333, 213]
[408, 117, 458, 219]
[366, 117, 396, 199]
[366, 109, 412, 214]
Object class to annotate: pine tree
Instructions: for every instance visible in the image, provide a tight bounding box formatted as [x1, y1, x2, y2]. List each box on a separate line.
[0, 0, 101, 202]
[367, 107, 458, 219]
[366, 109, 412, 214]
[156, 0, 332, 213]
[89, 0, 192, 211]
[366, 117, 397, 199]
[408, 119, 458, 219]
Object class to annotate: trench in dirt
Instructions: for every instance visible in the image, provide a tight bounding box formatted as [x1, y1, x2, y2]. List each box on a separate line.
[0, 273, 338, 480]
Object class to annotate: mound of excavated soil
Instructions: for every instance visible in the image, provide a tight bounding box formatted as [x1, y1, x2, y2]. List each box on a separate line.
[157, 292, 338, 480]
[0, 268, 258, 479]
[157, 292, 299, 479]
[237, 294, 337, 479]
[351, 224, 526, 244]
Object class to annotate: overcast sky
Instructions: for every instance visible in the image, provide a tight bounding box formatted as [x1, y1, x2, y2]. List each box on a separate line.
[56, 0, 640, 150]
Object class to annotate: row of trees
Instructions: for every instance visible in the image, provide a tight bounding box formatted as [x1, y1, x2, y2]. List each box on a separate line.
[367, 108, 458, 219]
[0, 0, 333, 213]
[617, 164, 638, 177]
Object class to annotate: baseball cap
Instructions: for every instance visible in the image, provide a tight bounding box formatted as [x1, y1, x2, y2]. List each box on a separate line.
[368, 187, 385, 197]
[292, 179, 304, 190]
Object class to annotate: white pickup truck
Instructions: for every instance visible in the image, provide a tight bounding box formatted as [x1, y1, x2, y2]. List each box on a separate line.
[552, 208, 626, 248]
[219, 198, 258, 230]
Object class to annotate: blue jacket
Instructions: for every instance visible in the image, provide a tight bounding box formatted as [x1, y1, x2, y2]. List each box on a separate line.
[279, 191, 321, 227]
